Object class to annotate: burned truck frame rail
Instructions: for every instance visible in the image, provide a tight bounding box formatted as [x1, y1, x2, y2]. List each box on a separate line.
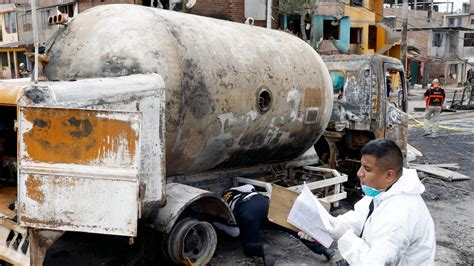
[316, 54, 408, 193]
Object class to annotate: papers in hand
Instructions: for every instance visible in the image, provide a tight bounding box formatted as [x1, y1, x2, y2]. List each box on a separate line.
[287, 184, 334, 248]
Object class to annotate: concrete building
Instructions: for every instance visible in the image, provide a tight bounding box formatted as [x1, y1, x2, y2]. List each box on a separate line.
[275, 0, 397, 56]
[0, 4, 26, 79]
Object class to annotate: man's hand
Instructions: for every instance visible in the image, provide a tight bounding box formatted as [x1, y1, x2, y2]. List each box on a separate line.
[324, 216, 350, 240]
[298, 231, 315, 241]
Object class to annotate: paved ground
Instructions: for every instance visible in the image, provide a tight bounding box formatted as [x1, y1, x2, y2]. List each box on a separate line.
[407, 111, 474, 265]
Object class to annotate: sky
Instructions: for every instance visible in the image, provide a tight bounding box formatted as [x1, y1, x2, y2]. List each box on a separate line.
[436, 0, 469, 12]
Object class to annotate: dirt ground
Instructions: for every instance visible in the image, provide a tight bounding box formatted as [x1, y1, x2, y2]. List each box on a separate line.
[41, 98, 474, 265]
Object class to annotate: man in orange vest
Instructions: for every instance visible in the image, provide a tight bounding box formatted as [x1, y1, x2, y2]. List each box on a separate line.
[423, 79, 445, 137]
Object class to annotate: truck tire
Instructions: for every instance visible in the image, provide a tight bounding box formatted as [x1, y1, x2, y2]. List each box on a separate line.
[164, 217, 217, 265]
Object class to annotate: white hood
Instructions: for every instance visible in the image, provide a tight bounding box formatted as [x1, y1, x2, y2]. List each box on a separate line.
[380, 168, 425, 200]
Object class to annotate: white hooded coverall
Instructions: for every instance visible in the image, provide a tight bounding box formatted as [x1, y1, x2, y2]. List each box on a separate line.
[336, 168, 436, 265]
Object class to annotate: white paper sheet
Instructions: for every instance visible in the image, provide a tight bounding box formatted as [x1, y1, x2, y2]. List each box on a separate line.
[287, 184, 334, 248]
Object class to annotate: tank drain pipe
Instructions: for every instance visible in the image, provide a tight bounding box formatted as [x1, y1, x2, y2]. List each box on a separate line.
[29, 0, 39, 83]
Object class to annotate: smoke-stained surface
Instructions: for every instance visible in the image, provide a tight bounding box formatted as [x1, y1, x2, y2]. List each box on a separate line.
[45, 4, 333, 176]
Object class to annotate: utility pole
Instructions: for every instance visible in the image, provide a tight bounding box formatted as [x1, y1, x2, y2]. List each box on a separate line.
[29, 0, 38, 83]
[400, 0, 408, 73]
[266, 0, 272, 29]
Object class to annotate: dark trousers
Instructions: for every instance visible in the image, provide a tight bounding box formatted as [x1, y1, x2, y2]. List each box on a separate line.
[234, 194, 270, 257]
[233, 194, 327, 257]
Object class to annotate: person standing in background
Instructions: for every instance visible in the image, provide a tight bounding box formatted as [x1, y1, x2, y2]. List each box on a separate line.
[423, 79, 445, 138]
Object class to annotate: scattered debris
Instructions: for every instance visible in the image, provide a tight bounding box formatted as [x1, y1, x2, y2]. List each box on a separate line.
[431, 163, 460, 170]
[411, 164, 470, 182]
[449, 86, 474, 110]
[421, 176, 470, 196]
[407, 143, 423, 162]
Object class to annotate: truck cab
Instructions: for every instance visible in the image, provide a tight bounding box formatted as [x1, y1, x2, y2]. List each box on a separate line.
[316, 54, 408, 196]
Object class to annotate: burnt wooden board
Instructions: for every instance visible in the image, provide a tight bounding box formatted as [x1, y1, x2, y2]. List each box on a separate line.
[411, 164, 470, 181]
[268, 184, 330, 232]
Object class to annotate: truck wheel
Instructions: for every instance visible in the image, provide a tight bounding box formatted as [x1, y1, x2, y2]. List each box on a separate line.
[165, 217, 217, 265]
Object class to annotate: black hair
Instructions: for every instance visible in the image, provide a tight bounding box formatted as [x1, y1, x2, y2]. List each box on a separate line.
[361, 139, 403, 177]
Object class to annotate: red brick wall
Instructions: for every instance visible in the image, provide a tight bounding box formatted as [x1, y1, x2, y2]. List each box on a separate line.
[407, 31, 429, 55]
[190, 0, 278, 28]
[429, 61, 447, 83]
[78, 0, 135, 13]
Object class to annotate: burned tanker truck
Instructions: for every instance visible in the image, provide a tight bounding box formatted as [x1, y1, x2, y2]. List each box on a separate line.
[0, 4, 347, 265]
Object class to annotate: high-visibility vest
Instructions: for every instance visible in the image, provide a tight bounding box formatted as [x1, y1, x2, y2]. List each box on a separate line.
[426, 87, 444, 107]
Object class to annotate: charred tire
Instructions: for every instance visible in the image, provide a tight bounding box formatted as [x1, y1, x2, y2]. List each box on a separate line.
[165, 218, 217, 265]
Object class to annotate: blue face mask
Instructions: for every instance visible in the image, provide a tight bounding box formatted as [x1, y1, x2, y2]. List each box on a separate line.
[361, 184, 381, 197]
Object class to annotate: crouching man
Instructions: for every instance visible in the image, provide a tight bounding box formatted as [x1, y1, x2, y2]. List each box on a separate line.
[216, 184, 335, 265]
[300, 139, 436, 265]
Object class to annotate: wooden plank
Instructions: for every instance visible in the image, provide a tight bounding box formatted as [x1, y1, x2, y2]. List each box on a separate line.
[268, 185, 299, 231]
[321, 191, 347, 203]
[268, 185, 330, 232]
[288, 175, 347, 192]
[433, 163, 460, 170]
[0, 187, 16, 218]
[407, 143, 423, 157]
[411, 163, 459, 170]
[411, 165, 470, 181]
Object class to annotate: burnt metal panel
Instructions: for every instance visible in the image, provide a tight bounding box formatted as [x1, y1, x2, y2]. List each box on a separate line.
[15, 75, 166, 235]
[18, 74, 167, 208]
[18, 107, 141, 236]
[20, 108, 139, 166]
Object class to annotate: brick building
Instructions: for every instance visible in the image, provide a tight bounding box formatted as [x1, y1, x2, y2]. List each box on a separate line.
[190, 0, 279, 28]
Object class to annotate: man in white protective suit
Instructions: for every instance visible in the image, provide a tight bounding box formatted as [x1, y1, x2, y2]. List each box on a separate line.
[299, 139, 436, 265]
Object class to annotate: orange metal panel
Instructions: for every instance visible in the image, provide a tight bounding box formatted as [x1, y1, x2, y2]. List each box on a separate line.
[22, 108, 138, 166]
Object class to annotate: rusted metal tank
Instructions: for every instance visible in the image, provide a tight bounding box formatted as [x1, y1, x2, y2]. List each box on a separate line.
[44, 4, 333, 176]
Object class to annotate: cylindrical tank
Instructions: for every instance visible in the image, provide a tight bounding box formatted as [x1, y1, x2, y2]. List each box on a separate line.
[44, 5, 333, 176]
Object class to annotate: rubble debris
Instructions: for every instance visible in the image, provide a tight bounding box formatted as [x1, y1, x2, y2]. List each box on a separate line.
[407, 144, 423, 162]
[421, 176, 470, 196]
[411, 164, 470, 182]
[431, 163, 460, 170]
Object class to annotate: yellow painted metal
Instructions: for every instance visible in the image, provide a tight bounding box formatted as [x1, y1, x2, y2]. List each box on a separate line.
[22, 108, 138, 166]
[0, 84, 24, 105]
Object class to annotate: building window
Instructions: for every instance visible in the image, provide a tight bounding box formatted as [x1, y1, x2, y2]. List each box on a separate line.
[464, 33, 474, 46]
[4, 12, 17, 34]
[323, 20, 339, 40]
[41, 10, 51, 30]
[58, 4, 75, 18]
[22, 12, 32, 32]
[432, 33, 442, 47]
[449, 64, 458, 79]
[471, 19, 474, 25]
[448, 17, 461, 27]
[0, 24, 3, 42]
[350, 27, 362, 44]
